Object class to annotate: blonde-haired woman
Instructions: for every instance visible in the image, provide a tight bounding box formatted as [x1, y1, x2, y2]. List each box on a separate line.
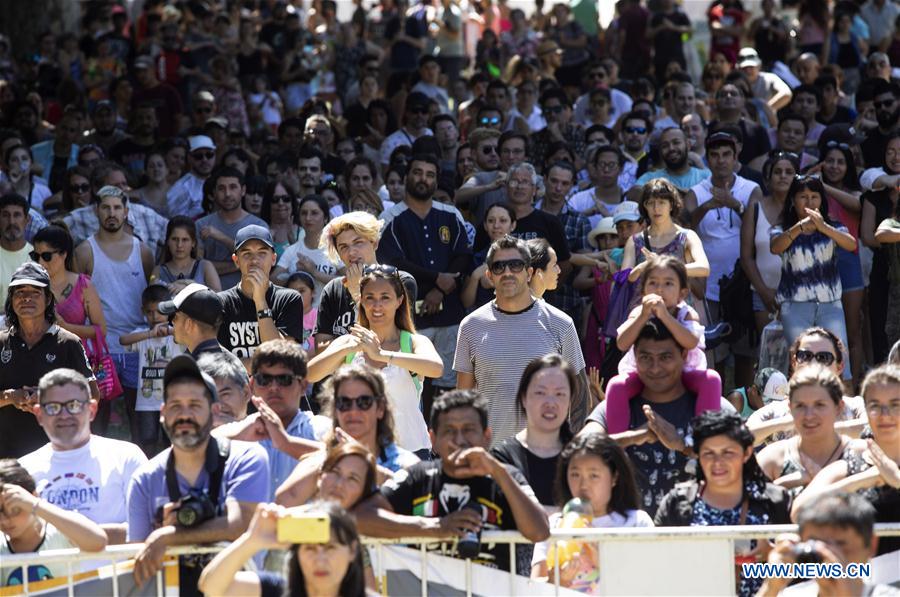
[314, 211, 418, 351]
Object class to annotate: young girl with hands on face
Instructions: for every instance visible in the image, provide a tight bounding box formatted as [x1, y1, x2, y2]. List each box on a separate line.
[604, 256, 723, 434]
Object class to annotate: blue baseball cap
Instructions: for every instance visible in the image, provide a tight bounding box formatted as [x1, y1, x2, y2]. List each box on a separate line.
[234, 224, 275, 252]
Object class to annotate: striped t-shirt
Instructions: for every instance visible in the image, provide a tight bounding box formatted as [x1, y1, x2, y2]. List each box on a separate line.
[453, 300, 586, 444]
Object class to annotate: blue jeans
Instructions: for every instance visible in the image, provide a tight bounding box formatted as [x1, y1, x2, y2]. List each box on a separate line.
[781, 300, 851, 379]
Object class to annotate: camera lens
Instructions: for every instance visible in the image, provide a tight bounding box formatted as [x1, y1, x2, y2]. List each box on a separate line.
[793, 541, 823, 565]
[177, 505, 199, 527]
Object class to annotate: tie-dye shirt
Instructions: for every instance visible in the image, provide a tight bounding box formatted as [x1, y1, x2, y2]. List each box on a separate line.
[771, 225, 848, 303]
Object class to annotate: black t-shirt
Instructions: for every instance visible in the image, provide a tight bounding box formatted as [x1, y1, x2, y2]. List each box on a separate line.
[314, 271, 418, 338]
[381, 458, 537, 571]
[816, 105, 856, 126]
[862, 128, 891, 169]
[491, 437, 559, 507]
[650, 11, 690, 67]
[509, 210, 572, 262]
[217, 283, 304, 359]
[0, 325, 94, 458]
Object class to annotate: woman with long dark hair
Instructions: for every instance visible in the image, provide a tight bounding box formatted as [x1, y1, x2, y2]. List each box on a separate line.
[770, 175, 856, 352]
[492, 354, 576, 511]
[151, 215, 222, 292]
[262, 180, 300, 260]
[3, 144, 51, 211]
[198, 501, 367, 597]
[655, 410, 791, 596]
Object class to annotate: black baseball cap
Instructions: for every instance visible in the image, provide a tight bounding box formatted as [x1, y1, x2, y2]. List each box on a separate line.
[9, 262, 50, 289]
[706, 131, 738, 151]
[234, 224, 275, 251]
[157, 283, 223, 327]
[163, 354, 218, 403]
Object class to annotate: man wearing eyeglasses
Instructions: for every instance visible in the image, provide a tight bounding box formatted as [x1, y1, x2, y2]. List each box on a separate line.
[529, 88, 586, 173]
[455, 236, 587, 444]
[20, 369, 147, 545]
[166, 135, 218, 219]
[0, 262, 100, 459]
[379, 92, 434, 172]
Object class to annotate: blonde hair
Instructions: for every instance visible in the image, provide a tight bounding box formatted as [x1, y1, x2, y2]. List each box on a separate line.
[320, 211, 385, 264]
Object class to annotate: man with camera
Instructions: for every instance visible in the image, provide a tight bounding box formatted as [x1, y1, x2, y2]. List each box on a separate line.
[356, 389, 549, 572]
[757, 493, 897, 597]
[126, 354, 270, 591]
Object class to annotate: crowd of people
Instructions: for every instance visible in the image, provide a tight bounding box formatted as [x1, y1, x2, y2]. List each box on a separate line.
[0, 0, 900, 595]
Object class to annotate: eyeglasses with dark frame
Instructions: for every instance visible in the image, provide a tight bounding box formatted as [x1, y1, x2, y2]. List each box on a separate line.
[41, 400, 89, 416]
[794, 349, 836, 366]
[30, 250, 60, 263]
[489, 258, 527, 275]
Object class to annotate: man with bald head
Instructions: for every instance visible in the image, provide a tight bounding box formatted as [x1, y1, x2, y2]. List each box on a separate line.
[793, 52, 821, 86]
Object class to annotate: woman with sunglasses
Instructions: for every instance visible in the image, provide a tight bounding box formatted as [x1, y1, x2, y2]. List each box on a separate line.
[151, 215, 222, 293]
[756, 367, 852, 494]
[807, 142, 865, 386]
[770, 176, 855, 364]
[791, 364, 900, 556]
[307, 267, 442, 456]
[31, 224, 107, 344]
[273, 194, 339, 307]
[741, 152, 798, 334]
[747, 327, 867, 446]
[259, 180, 300, 261]
[41, 166, 93, 218]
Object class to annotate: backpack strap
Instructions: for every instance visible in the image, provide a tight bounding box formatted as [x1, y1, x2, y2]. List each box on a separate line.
[399, 330, 421, 395]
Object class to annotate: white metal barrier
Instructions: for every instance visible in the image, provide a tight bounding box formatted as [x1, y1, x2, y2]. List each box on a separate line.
[2, 524, 899, 596]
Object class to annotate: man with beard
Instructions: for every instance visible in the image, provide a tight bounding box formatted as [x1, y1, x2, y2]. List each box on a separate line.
[0, 263, 100, 458]
[632, 127, 710, 197]
[74, 185, 154, 428]
[195, 167, 267, 289]
[83, 100, 127, 156]
[0, 193, 32, 308]
[216, 225, 304, 360]
[20, 369, 147, 545]
[167, 136, 218, 219]
[432, 114, 460, 191]
[378, 153, 471, 409]
[529, 88, 586, 173]
[126, 354, 269, 591]
[108, 103, 159, 179]
[380, 92, 434, 172]
[748, 112, 817, 172]
[454, 128, 504, 224]
[454, 236, 587, 443]
[620, 111, 652, 177]
[708, 82, 772, 163]
[296, 145, 325, 201]
[861, 80, 900, 167]
[315, 211, 418, 348]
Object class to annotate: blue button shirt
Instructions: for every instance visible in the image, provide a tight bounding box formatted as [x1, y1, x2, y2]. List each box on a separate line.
[259, 410, 329, 499]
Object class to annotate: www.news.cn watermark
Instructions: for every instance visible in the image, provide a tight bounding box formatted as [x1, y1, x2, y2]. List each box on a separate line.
[742, 562, 872, 579]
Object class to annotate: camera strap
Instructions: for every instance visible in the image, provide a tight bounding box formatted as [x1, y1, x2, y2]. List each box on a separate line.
[165, 438, 232, 508]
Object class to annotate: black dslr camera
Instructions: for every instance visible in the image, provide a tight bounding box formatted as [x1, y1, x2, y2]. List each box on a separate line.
[792, 540, 825, 565]
[175, 489, 217, 528]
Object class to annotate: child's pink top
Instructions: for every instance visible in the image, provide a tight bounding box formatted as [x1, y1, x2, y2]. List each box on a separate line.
[617, 302, 707, 375]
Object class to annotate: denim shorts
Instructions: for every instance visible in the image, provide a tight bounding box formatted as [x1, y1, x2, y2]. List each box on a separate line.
[837, 248, 864, 293]
[110, 352, 139, 389]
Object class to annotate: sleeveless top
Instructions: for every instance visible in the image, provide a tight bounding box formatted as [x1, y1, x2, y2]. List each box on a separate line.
[157, 260, 207, 286]
[55, 273, 91, 329]
[845, 448, 900, 555]
[691, 176, 757, 301]
[779, 437, 852, 496]
[754, 202, 783, 291]
[632, 229, 688, 264]
[345, 330, 431, 452]
[87, 236, 147, 353]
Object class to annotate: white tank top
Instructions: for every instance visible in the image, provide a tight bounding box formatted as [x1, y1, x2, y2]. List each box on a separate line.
[692, 175, 759, 301]
[351, 353, 431, 453]
[754, 201, 783, 291]
[88, 236, 147, 353]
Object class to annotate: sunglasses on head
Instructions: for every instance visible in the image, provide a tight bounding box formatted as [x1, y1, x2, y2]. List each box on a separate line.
[253, 373, 299, 387]
[30, 250, 59, 262]
[363, 263, 399, 276]
[41, 400, 88, 416]
[336, 394, 376, 412]
[192, 151, 215, 160]
[69, 183, 91, 193]
[489, 258, 527, 275]
[795, 349, 836, 366]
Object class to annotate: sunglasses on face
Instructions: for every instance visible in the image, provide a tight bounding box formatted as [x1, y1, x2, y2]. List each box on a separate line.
[795, 349, 836, 366]
[69, 183, 91, 193]
[625, 126, 647, 135]
[336, 394, 376, 412]
[874, 99, 896, 109]
[270, 194, 292, 204]
[543, 105, 564, 114]
[489, 258, 527, 275]
[30, 250, 59, 262]
[480, 116, 501, 125]
[253, 373, 299, 387]
[409, 106, 429, 115]
[362, 264, 399, 276]
[192, 151, 215, 161]
[481, 145, 498, 155]
[41, 400, 88, 416]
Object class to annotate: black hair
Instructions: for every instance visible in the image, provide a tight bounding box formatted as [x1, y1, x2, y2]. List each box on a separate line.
[585, 124, 614, 143]
[4, 276, 57, 330]
[691, 410, 768, 488]
[483, 201, 517, 226]
[430, 113, 457, 130]
[547, 160, 576, 181]
[819, 144, 860, 191]
[287, 271, 316, 292]
[526, 237, 553, 270]
[762, 150, 801, 181]
[222, 147, 257, 177]
[539, 87, 569, 108]
[410, 136, 442, 161]
[515, 354, 574, 443]
[408, 152, 441, 175]
[499, 131, 529, 152]
[0, 192, 29, 215]
[591, 144, 625, 168]
[209, 166, 245, 188]
[141, 284, 171, 309]
[261, 179, 296, 224]
[297, 144, 325, 165]
[366, 99, 398, 136]
[0, 459, 36, 494]
[296, 194, 331, 227]
[792, 83, 822, 105]
[788, 326, 846, 376]
[32, 224, 75, 270]
[778, 175, 833, 229]
[634, 317, 679, 349]
[161, 215, 199, 262]
[778, 111, 809, 133]
[814, 74, 839, 93]
[622, 111, 652, 131]
[797, 492, 876, 547]
[553, 433, 641, 515]
[430, 389, 489, 432]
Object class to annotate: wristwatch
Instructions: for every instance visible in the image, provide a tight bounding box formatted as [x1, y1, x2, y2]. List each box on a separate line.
[256, 309, 274, 320]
